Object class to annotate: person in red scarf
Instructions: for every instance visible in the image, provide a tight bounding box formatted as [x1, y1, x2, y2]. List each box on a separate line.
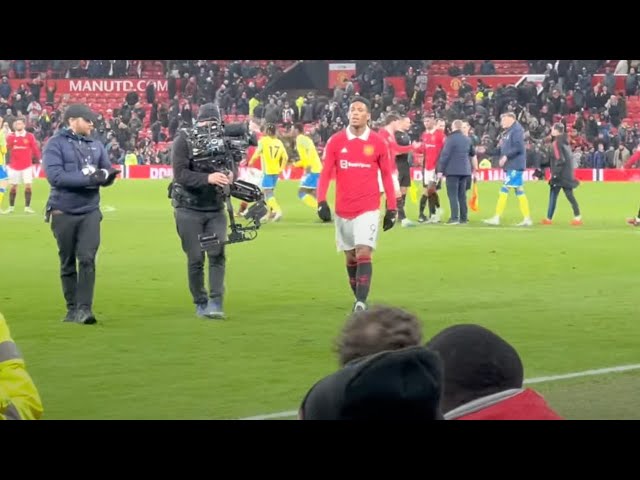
[426, 324, 563, 420]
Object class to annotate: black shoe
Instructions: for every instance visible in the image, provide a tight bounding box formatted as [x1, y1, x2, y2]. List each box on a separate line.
[75, 308, 97, 325]
[418, 214, 427, 223]
[445, 219, 460, 225]
[63, 307, 77, 322]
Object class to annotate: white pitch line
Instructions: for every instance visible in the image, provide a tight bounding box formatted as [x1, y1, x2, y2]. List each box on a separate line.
[241, 410, 300, 421]
[523, 363, 640, 384]
[239, 363, 640, 420]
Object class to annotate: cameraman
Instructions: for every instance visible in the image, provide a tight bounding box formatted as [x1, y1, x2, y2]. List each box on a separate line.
[171, 103, 232, 319]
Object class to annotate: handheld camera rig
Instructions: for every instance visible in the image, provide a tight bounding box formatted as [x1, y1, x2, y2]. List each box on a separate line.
[178, 119, 267, 249]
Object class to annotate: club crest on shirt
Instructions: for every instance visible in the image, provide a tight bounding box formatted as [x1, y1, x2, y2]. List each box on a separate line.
[363, 144, 375, 156]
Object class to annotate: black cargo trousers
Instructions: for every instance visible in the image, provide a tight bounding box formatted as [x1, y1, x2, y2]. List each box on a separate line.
[50, 208, 102, 312]
[174, 207, 227, 306]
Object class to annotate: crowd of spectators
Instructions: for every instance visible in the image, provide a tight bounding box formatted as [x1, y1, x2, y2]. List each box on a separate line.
[0, 60, 293, 165]
[3, 59, 640, 169]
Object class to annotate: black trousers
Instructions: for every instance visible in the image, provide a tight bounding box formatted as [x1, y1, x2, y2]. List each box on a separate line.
[174, 207, 227, 305]
[445, 175, 470, 221]
[547, 186, 580, 219]
[50, 208, 102, 311]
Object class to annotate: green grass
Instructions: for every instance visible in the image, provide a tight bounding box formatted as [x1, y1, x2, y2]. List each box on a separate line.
[1, 178, 639, 419]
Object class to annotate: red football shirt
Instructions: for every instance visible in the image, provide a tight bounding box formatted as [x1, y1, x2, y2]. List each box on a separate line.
[418, 129, 445, 170]
[318, 127, 397, 219]
[246, 131, 264, 170]
[7, 131, 41, 171]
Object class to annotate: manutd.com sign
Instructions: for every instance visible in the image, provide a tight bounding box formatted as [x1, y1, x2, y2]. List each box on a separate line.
[8, 78, 168, 94]
[30, 165, 640, 182]
[68, 79, 168, 93]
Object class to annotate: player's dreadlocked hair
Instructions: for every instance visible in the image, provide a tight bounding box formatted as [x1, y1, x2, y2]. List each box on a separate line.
[265, 123, 277, 136]
[335, 305, 423, 366]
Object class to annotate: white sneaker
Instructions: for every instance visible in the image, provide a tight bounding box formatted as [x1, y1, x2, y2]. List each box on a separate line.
[483, 216, 500, 225]
[24, 207, 35, 214]
[401, 218, 416, 228]
[7, 206, 14, 213]
[272, 212, 283, 222]
[426, 215, 441, 224]
[352, 301, 367, 313]
[516, 218, 533, 227]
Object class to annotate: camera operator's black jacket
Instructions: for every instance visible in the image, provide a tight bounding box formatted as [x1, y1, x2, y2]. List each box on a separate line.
[170, 131, 224, 212]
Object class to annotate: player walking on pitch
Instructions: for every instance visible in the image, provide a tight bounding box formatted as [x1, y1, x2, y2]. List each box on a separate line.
[483, 112, 532, 226]
[248, 123, 287, 222]
[416, 116, 446, 223]
[316, 96, 397, 313]
[293, 123, 322, 212]
[6, 117, 41, 214]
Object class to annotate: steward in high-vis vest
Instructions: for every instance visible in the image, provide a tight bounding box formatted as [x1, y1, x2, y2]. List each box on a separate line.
[0, 312, 43, 420]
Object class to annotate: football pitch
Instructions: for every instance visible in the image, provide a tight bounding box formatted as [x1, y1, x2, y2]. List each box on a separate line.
[1, 178, 639, 420]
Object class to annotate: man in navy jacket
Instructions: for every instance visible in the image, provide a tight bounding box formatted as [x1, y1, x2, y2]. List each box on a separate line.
[436, 120, 472, 224]
[43, 104, 119, 325]
[483, 112, 532, 227]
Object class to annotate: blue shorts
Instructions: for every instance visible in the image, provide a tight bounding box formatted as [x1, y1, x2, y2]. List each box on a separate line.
[300, 172, 319, 189]
[503, 170, 524, 188]
[262, 174, 279, 189]
[0, 165, 7, 181]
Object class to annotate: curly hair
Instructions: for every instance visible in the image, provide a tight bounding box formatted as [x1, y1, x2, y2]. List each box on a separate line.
[335, 305, 423, 366]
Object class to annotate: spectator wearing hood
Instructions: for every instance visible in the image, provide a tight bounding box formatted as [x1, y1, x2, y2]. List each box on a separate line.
[426, 324, 562, 420]
[299, 346, 443, 420]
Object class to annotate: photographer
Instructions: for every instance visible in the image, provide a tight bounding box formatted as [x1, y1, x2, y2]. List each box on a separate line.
[43, 104, 120, 325]
[170, 103, 232, 320]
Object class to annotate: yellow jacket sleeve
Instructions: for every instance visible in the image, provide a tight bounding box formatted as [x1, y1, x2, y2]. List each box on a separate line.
[279, 141, 289, 170]
[294, 138, 308, 168]
[0, 313, 43, 420]
[0, 130, 6, 157]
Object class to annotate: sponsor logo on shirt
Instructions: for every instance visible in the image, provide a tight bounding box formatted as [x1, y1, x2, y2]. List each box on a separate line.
[339, 160, 372, 169]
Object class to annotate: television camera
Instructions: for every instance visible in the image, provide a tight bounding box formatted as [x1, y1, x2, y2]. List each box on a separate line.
[179, 119, 268, 249]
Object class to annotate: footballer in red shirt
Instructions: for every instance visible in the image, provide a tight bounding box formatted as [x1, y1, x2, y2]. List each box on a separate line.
[6, 117, 41, 213]
[237, 119, 264, 217]
[317, 96, 397, 312]
[415, 116, 445, 223]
